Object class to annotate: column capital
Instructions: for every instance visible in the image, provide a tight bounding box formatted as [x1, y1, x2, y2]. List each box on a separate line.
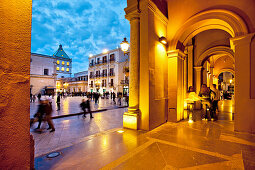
[125, 3, 140, 21]
[167, 49, 186, 60]
[230, 32, 255, 51]
[194, 66, 203, 71]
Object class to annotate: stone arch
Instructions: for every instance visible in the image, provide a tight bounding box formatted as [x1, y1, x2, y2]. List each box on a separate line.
[215, 68, 235, 77]
[196, 46, 234, 66]
[168, 9, 248, 50]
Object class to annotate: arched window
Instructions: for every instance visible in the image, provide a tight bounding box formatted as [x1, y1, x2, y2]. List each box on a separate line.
[66, 68, 69, 72]
[61, 67, 64, 71]
[67, 62, 69, 66]
[62, 61, 65, 65]
[57, 60, 60, 64]
[56, 67, 59, 71]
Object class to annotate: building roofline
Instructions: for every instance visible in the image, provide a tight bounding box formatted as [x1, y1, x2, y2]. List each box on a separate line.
[31, 52, 54, 59]
[89, 48, 121, 59]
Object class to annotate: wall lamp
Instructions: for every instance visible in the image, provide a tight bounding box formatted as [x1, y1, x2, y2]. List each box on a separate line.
[159, 36, 167, 45]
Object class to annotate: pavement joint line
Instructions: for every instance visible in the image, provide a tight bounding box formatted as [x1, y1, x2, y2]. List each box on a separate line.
[220, 134, 255, 146]
[101, 140, 155, 170]
[51, 106, 128, 119]
[146, 137, 233, 161]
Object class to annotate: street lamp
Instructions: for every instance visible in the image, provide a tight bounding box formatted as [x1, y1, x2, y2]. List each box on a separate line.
[120, 38, 129, 54]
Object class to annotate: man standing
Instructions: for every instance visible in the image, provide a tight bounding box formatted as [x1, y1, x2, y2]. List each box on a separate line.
[56, 93, 61, 111]
[211, 84, 220, 120]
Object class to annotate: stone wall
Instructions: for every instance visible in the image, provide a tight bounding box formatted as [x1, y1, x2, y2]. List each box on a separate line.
[0, 0, 33, 169]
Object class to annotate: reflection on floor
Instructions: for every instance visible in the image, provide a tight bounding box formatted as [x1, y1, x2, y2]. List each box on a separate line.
[35, 100, 255, 170]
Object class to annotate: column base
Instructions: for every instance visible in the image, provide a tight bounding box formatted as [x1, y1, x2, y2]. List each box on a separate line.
[123, 108, 139, 130]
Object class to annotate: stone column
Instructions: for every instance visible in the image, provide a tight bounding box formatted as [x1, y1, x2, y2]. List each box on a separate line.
[210, 67, 214, 88]
[187, 45, 194, 88]
[230, 33, 255, 133]
[123, 12, 140, 129]
[0, 0, 33, 169]
[194, 66, 202, 94]
[167, 50, 186, 122]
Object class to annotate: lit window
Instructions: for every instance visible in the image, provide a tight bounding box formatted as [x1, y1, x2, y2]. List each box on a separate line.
[62, 61, 65, 65]
[61, 67, 64, 71]
[66, 68, 69, 72]
[57, 60, 60, 64]
[67, 62, 69, 66]
[56, 67, 59, 71]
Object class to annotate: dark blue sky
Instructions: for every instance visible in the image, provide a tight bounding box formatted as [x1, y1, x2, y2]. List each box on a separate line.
[31, 0, 130, 73]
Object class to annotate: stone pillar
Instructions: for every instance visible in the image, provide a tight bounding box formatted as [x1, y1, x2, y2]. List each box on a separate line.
[0, 0, 33, 169]
[187, 45, 194, 88]
[167, 50, 186, 122]
[123, 12, 140, 129]
[230, 33, 255, 133]
[210, 67, 214, 88]
[194, 66, 202, 94]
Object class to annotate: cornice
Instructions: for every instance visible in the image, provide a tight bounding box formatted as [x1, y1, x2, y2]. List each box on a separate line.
[167, 49, 186, 60]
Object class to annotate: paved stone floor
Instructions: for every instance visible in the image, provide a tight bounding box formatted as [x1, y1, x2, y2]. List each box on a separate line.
[30, 96, 127, 117]
[34, 100, 255, 169]
[31, 108, 127, 157]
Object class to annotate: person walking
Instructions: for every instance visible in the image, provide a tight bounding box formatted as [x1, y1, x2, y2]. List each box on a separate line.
[35, 99, 46, 130]
[37, 93, 41, 101]
[118, 92, 122, 106]
[32, 95, 36, 103]
[30, 93, 33, 103]
[80, 99, 94, 118]
[112, 92, 116, 104]
[45, 99, 55, 132]
[56, 94, 61, 111]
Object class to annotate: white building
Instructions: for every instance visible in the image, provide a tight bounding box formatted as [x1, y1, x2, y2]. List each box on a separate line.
[88, 48, 129, 95]
[30, 53, 56, 95]
[30, 45, 72, 95]
[67, 71, 88, 93]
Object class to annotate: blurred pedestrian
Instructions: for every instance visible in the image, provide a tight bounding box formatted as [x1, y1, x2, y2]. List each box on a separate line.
[37, 93, 41, 101]
[32, 95, 36, 103]
[56, 93, 61, 111]
[112, 92, 116, 104]
[45, 99, 55, 132]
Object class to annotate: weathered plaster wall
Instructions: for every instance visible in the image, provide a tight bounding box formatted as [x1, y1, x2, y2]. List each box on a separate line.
[0, 0, 33, 169]
[30, 76, 55, 94]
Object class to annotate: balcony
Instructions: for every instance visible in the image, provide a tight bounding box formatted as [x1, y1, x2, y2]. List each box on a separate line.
[121, 80, 129, 85]
[102, 59, 107, 64]
[109, 72, 115, 76]
[109, 58, 115, 62]
[101, 73, 107, 77]
[89, 63, 94, 67]
[95, 60, 101, 65]
[109, 83, 114, 87]
[95, 74, 101, 78]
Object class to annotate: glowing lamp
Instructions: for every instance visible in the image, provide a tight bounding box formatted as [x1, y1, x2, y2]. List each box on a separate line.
[120, 37, 129, 53]
[230, 79, 233, 83]
[159, 36, 167, 45]
[89, 54, 93, 57]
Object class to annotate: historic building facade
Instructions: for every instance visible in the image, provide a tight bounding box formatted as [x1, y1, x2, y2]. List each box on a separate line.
[53, 45, 72, 79]
[56, 71, 88, 94]
[30, 45, 72, 95]
[88, 48, 129, 95]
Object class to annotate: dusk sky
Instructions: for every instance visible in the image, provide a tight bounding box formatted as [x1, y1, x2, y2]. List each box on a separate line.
[31, 0, 130, 74]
